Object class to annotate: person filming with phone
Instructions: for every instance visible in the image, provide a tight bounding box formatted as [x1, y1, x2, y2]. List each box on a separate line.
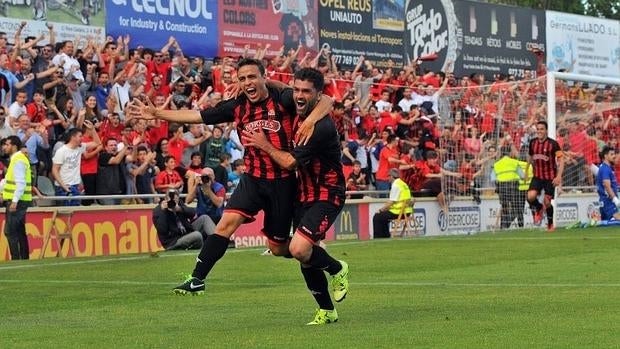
[152, 189, 216, 250]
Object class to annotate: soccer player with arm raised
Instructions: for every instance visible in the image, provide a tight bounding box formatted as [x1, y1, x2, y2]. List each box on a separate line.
[243, 68, 349, 325]
[128, 58, 333, 296]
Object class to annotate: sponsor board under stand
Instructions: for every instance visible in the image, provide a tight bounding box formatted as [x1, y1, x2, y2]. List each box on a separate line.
[554, 202, 579, 226]
[389, 208, 427, 236]
[437, 206, 480, 233]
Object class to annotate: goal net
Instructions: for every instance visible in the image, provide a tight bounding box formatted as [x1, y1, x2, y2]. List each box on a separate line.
[436, 72, 620, 229]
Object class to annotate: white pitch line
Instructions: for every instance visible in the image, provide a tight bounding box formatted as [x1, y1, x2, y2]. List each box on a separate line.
[0, 279, 619, 288]
[0, 235, 618, 271]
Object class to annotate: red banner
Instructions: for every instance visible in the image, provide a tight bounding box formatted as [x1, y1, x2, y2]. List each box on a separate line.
[219, 0, 318, 58]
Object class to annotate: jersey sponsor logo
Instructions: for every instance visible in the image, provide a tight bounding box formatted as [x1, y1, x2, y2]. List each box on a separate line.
[438, 206, 480, 232]
[532, 154, 551, 161]
[244, 120, 281, 132]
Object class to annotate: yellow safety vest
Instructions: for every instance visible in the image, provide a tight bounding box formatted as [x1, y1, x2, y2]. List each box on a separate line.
[3, 151, 32, 202]
[493, 156, 521, 183]
[518, 160, 533, 191]
[389, 178, 413, 215]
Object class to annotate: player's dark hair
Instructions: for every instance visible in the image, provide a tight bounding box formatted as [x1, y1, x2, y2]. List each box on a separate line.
[536, 121, 548, 130]
[294, 68, 324, 92]
[600, 145, 615, 161]
[237, 58, 265, 76]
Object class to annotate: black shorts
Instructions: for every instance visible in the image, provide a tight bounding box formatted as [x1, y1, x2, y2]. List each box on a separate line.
[225, 174, 297, 244]
[293, 201, 344, 243]
[528, 177, 556, 197]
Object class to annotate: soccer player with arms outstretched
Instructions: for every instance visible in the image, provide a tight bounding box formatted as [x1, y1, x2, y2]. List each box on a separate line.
[128, 58, 333, 296]
[525, 121, 564, 231]
[243, 68, 349, 325]
[596, 146, 620, 221]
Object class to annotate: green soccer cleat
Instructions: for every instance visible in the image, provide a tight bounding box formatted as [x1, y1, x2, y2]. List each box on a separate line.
[173, 275, 205, 296]
[331, 260, 349, 303]
[306, 308, 338, 325]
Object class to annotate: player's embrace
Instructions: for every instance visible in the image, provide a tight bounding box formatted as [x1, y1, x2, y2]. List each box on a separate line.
[243, 68, 349, 325]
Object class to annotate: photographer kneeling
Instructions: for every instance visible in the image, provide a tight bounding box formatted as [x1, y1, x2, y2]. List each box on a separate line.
[152, 189, 216, 250]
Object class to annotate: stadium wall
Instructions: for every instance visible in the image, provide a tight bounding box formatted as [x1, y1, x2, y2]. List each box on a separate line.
[0, 193, 600, 261]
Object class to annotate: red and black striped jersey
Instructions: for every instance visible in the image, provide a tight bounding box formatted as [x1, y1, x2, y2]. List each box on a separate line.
[528, 137, 562, 180]
[200, 87, 297, 180]
[293, 116, 346, 205]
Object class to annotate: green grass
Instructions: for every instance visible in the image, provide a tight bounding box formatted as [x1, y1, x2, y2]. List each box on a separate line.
[1, 228, 619, 348]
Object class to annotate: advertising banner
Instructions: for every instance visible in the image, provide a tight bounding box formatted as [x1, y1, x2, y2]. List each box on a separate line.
[545, 11, 620, 78]
[318, 0, 406, 69]
[106, 0, 218, 57]
[404, 0, 546, 79]
[0, 209, 162, 261]
[0, 1, 105, 44]
[219, 0, 318, 59]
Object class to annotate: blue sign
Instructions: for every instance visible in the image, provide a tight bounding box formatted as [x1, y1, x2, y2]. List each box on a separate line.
[106, 0, 218, 57]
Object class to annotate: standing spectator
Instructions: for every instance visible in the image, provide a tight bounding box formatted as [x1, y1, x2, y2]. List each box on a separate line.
[375, 134, 403, 191]
[227, 159, 245, 193]
[51, 124, 99, 205]
[1, 136, 32, 260]
[200, 125, 227, 169]
[15, 114, 49, 183]
[0, 107, 14, 138]
[129, 146, 158, 204]
[96, 138, 130, 205]
[372, 168, 411, 238]
[154, 155, 183, 193]
[181, 124, 207, 167]
[213, 152, 230, 191]
[154, 138, 171, 171]
[79, 130, 103, 206]
[52, 40, 84, 82]
[346, 160, 369, 199]
[8, 89, 28, 127]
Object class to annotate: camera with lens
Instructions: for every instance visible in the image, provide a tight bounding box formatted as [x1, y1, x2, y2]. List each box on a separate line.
[167, 190, 177, 209]
[201, 175, 211, 184]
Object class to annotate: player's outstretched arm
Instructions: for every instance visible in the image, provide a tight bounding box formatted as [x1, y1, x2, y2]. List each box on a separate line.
[127, 98, 202, 124]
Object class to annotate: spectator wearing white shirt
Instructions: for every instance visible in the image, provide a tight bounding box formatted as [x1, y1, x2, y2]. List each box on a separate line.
[398, 87, 417, 112]
[8, 90, 27, 127]
[374, 89, 392, 112]
[52, 41, 84, 82]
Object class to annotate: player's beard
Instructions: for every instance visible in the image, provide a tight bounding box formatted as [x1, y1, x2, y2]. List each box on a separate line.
[297, 98, 317, 118]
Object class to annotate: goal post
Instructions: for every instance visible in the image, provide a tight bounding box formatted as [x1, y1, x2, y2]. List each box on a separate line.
[546, 72, 620, 227]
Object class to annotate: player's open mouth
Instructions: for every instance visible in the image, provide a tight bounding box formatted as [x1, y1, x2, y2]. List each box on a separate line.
[296, 99, 306, 108]
[246, 88, 257, 98]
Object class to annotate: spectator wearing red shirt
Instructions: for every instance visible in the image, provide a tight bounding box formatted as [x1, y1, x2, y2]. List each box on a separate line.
[25, 90, 47, 125]
[154, 155, 183, 193]
[80, 133, 103, 206]
[415, 150, 462, 213]
[167, 123, 189, 166]
[98, 112, 125, 144]
[375, 134, 404, 191]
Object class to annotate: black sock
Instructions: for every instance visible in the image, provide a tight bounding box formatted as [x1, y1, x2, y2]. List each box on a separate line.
[308, 245, 342, 275]
[546, 205, 554, 225]
[192, 234, 230, 280]
[301, 265, 334, 310]
[528, 198, 542, 211]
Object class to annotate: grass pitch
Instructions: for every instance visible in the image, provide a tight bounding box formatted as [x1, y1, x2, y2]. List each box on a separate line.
[1, 228, 619, 349]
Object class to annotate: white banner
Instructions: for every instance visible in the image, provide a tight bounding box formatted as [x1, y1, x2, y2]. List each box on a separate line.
[545, 11, 620, 78]
[0, 18, 105, 47]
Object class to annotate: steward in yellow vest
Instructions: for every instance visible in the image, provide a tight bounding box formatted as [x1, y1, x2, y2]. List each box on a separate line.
[1, 136, 32, 260]
[492, 148, 524, 229]
[373, 168, 412, 238]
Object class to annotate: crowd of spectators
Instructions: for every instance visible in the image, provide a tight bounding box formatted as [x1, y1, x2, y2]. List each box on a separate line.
[0, 21, 619, 208]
